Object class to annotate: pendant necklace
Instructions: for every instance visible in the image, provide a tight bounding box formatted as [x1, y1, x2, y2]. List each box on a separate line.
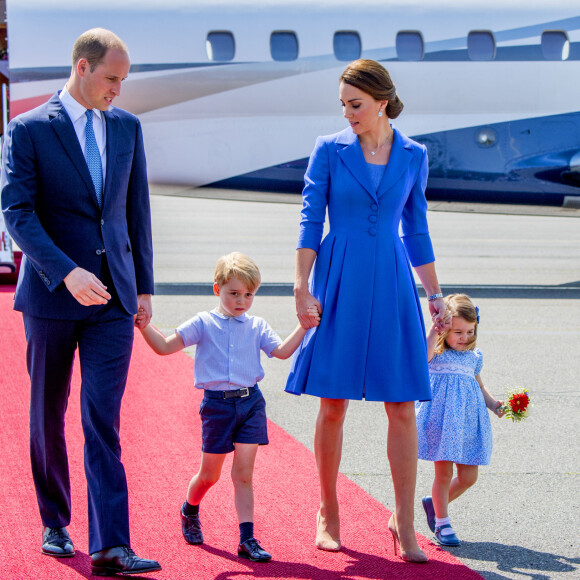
[369, 131, 393, 156]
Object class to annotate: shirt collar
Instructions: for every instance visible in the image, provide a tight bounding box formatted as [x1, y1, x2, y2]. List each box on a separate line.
[60, 86, 104, 123]
[211, 308, 248, 323]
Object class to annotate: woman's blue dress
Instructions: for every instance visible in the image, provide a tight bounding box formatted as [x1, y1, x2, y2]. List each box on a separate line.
[285, 126, 435, 402]
[415, 349, 492, 465]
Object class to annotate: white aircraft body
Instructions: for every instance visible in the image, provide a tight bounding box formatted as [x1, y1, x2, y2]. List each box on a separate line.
[5, 0, 580, 205]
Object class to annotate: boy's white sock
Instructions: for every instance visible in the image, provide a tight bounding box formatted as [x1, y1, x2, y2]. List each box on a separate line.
[435, 516, 456, 536]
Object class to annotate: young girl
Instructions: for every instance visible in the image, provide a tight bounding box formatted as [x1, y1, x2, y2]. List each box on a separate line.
[415, 294, 504, 547]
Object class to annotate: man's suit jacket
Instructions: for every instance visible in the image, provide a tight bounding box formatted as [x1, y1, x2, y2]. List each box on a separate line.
[1, 92, 154, 319]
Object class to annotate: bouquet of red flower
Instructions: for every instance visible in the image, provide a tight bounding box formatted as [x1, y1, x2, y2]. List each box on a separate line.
[502, 389, 531, 422]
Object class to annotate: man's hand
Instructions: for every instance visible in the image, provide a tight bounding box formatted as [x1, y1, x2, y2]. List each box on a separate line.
[64, 267, 110, 306]
[134, 294, 152, 329]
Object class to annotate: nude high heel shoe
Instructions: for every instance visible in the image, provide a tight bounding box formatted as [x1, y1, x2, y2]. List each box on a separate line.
[316, 510, 341, 551]
[388, 514, 428, 563]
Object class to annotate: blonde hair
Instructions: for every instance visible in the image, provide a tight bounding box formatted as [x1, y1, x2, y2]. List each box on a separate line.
[72, 28, 128, 72]
[214, 252, 261, 293]
[434, 294, 479, 354]
[339, 59, 404, 119]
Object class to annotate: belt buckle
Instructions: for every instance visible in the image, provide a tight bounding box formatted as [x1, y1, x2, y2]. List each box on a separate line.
[239, 387, 250, 398]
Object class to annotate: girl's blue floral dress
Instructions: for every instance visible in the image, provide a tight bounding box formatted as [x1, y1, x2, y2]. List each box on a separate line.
[416, 348, 492, 465]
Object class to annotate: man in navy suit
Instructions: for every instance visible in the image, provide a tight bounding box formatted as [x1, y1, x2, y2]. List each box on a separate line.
[1, 28, 161, 575]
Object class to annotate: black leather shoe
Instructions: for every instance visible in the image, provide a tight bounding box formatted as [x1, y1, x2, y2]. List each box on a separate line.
[181, 504, 203, 544]
[91, 545, 161, 576]
[41, 527, 75, 558]
[237, 538, 272, 562]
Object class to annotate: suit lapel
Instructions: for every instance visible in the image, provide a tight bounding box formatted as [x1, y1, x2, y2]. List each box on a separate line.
[336, 129, 377, 202]
[377, 128, 413, 198]
[103, 108, 118, 206]
[48, 94, 101, 210]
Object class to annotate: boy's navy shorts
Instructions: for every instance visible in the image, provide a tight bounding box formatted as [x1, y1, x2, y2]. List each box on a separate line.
[200, 385, 268, 454]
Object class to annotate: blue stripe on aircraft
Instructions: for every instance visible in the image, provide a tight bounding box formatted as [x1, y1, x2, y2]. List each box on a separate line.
[380, 42, 580, 62]
[208, 112, 580, 205]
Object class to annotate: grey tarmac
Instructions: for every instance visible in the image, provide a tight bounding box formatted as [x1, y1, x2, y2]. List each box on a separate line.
[148, 187, 580, 580]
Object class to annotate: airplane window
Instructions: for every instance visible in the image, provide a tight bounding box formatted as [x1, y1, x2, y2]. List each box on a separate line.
[541, 30, 570, 60]
[333, 31, 361, 61]
[271, 31, 299, 61]
[396, 31, 424, 61]
[206, 31, 235, 61]
[467, 31, 496, 61]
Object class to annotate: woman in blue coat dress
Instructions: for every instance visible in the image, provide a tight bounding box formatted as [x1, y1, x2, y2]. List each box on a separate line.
[285, 60, 450, 563]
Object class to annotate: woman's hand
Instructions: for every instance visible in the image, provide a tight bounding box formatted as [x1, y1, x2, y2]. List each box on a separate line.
[493, 400, 506, 418]
[295, 290, 322, 329]
[429, 297, 451, 334]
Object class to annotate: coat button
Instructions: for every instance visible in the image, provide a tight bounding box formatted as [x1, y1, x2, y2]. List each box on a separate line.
[369, 215, 377, 223]
[368, 227, 377, 236]
[101, 219, 105, 225]
[96, 249, 102, 255]
[370, 203, 378, 212]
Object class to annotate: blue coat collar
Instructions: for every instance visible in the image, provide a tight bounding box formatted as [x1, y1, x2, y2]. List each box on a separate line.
[336, 126, 414, 201]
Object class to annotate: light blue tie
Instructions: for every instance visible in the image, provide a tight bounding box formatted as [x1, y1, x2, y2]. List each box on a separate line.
[85, 109, 103, 208]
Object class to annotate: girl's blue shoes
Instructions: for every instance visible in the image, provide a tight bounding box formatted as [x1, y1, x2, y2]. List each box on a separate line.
[423, 498, 460, 546]
[434, 523, 461, 546]
[421, 496, 436, 532]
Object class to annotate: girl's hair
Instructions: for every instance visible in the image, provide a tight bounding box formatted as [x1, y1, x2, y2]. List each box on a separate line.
[339, 59, 404, 119]
[434, 294, 478, 354]
[214, 252, 261, 293]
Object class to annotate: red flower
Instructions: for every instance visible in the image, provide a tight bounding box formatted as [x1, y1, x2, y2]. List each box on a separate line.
[509, 392, 529, 413]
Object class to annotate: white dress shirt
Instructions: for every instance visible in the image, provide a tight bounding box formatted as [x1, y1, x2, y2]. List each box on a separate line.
[59, 87, 107, 182]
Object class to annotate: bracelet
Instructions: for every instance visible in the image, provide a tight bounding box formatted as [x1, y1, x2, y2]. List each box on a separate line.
[427, 293, 443, 301]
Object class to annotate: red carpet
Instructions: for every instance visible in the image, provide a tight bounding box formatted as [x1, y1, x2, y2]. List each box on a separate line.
[0, 289, 481, 579]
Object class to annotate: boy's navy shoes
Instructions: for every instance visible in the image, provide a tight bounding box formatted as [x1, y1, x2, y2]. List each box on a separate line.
[181, 504, 203, 544]
[41, 527, 75, 557]
[422, 496, 436, 533]
[238, 538, 272, 562]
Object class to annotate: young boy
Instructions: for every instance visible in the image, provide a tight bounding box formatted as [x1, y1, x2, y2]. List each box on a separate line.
[138, 252, 318, 562]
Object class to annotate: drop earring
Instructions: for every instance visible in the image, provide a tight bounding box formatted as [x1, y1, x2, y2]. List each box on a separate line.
[378, 111, 383, 117]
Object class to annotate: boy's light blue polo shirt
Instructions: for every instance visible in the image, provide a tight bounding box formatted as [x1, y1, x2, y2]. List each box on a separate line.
[177, 308, 282, 391]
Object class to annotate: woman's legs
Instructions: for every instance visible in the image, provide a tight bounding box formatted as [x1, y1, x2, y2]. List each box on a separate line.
[314, 397, 349, 549]
[187, 452, 227, 506]
[231, 443, 259, 524]
[384, 401, 423, 554]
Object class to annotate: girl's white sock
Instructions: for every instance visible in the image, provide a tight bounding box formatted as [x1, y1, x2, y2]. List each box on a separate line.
[435, 516, 456, 536]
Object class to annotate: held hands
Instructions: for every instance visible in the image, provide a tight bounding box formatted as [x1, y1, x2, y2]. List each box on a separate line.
[301, 305, 321, 329]
[429, 297, 451, 334]
[135, 307, 148, 329]
[134, 294, 152, 329]
[64, 267, 111, 306]
[295, 290, 322, 329]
